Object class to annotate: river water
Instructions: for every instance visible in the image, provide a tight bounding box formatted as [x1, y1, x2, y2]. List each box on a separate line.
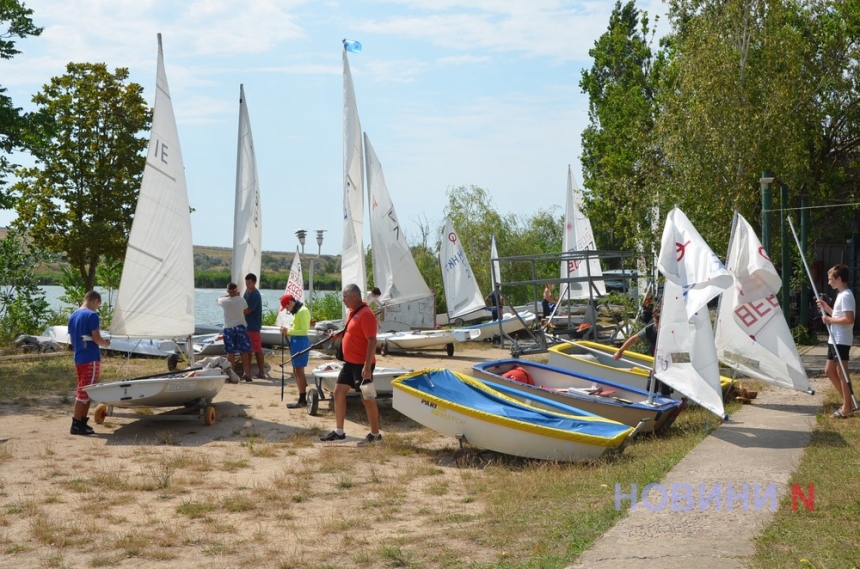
[39, 285, 326, 327]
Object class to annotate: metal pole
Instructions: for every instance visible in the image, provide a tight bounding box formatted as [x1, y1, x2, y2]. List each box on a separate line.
[760, 172, 774, 256]
[780, 183, 791, 323]
[309, 258, 315, 303]
[788, 215, 852, 402]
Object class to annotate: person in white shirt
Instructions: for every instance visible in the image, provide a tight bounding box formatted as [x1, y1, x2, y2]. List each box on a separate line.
[217, 282, 252, 381]
[817, 264, 856, 418]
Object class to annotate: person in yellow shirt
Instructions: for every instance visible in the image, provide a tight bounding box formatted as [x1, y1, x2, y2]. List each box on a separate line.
[280, 294, 311, 409]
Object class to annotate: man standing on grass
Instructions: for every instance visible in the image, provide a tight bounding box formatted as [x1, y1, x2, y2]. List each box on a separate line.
[68, 291, 111, 435]
[320, 284, 381, 446]
[817, 263, 856, 418]
[243, 273, 266, 379]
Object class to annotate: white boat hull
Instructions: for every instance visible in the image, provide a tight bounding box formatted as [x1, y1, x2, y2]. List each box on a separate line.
[45, 325, 178, 358]
[548, 340, 732, 394]
[260, 326, 323, 348]
[83, 371, 226, 408]
[454, 311, 536, 341]
[378, 328, 479, 355]
[310, 362, 411, 394]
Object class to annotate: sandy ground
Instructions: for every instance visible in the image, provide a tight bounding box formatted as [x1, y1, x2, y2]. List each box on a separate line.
[0, 344, 513, 568]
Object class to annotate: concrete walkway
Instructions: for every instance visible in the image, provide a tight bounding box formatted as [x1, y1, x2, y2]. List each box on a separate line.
[567, 343, 857, 569]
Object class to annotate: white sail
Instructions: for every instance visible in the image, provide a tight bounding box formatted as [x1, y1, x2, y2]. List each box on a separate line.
[341, 47, 366, 296]
[111, 34, 195, 338]
[440, 217, 486, 319]
[560, 166, 605, 299]
[365, 133, 432, 303]
[491, 234, 501, 287]
[275, 249, 303, 328]
[715, 213, 810, 392]
[654, 208, 732, 418]
[232, 84, 262, 293]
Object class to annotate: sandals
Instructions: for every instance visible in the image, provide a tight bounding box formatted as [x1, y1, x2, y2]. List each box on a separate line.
[832, 409, 854, 419]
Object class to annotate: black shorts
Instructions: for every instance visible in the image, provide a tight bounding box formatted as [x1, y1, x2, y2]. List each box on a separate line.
[336, 362, 375, 390]
[827, 344, 850, 361]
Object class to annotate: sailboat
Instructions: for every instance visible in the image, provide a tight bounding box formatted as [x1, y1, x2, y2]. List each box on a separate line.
[442, 218, 535, 339]
[363, 135, 475, 354]
[260, 249, 312, 347]
[365, 134, 436, 330]
[714, 212, 811, 393]
[193, 84, 265, 356]
[653, 207, 732, 419]
[560, 167, 606, 298]
[440, 217, 487, 325]
[341, 42, 367, 302]
[549, 167, 605, 332]
[83, 34, 229, 425]
[232, 84, 262, 291]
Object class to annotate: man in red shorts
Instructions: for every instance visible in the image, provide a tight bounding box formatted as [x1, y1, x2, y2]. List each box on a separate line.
[67, 291, 111, 435]
[320, 284, 381, 445]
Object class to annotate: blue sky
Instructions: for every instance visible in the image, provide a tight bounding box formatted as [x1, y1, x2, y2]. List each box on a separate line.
[2, 0, 667, 254]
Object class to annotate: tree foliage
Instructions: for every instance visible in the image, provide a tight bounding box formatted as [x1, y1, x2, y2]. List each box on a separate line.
[580, 1, 661, 254]
[0, 228, 51, 340]
[0, 0, 42, 205]
[12, 62, 151, 291]
[583, 0, 860, 261]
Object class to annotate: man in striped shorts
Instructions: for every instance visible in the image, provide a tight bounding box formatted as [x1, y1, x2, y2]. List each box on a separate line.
[68, 291, 111, 435]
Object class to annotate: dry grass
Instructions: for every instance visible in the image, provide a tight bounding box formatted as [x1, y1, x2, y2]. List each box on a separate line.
[0, 347, 783, 568]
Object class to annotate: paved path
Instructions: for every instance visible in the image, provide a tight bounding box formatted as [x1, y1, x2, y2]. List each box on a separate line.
[566, 343, 856, 569]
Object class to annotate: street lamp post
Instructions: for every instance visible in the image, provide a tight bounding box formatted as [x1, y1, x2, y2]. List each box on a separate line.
[316, 230, 326, 257]
[295, 229, 307, 254]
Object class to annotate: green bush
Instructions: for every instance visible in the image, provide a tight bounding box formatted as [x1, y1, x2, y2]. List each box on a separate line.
[306, 291, 342, 321]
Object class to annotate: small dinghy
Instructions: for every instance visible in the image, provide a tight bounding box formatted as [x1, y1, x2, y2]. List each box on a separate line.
[377, 328, 479, 357]
[305, 362, 412, 415]
[471, 359, 682, 434]
[392, 368, 642, 462]
[547, 340, 732, 395]
[452, 311, 537, 342]
[84, 357, 236, 426]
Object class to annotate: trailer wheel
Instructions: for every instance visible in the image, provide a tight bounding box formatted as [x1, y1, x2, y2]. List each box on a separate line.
[93, 404, 108, 424]
[307, 390, 320, 416]
[446, 343, 455, 357]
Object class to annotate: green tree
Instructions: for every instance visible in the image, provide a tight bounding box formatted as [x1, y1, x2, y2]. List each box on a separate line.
[443, 185, 515, 297]
[654, 0, 860, 255]
[0, 228, 51, 340]
[580, 1, 661, 254]
[0, 0, 42, 205]
[12, 62, 151, 291]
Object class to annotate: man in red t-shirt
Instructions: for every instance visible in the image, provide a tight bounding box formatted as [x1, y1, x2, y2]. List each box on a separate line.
[320, 284, 382, 445]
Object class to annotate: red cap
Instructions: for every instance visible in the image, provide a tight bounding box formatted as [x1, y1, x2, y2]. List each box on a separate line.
[280, 294, 294, 309]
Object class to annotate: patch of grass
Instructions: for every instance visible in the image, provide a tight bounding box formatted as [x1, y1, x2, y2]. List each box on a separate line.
[379, 542, 414, 567]
[750, 391, 860, 569]
[155, 431, 180, 446]
[242, 436, 278, 457]
[221, 492, 258, 513]
[222, 458, 250, 471]
[425, 480, 450, 496]
[0, 442, 13, 463]
[176, 499, 217, 519]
